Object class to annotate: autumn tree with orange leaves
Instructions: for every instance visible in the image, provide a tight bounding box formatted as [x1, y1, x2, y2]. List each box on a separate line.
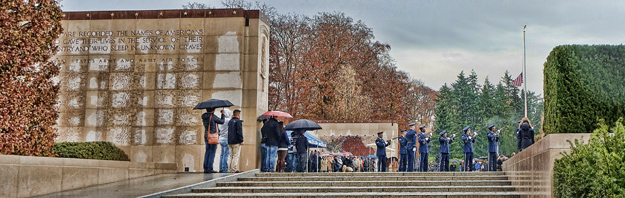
[268, 12, 437, 127]
[0, 0, 63, 156]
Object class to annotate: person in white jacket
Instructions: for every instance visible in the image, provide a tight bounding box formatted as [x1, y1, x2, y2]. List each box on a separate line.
[218, 109, 232, 173]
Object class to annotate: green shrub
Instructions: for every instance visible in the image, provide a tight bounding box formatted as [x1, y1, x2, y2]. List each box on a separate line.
[553, 118, 625, 197]
[53, 141, 129, 161]
[543, 45, 625, 135]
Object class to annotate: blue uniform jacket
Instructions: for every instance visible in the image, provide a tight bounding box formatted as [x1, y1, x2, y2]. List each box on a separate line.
[398, 135, 407, 155]
[461, 134, 475, 153]
[405, 129, 417, 150]
[376, 138, 391, 156]
[439, 135, 454, 154]
[487, 131, 499, 152]
[417, 132, 430, 153]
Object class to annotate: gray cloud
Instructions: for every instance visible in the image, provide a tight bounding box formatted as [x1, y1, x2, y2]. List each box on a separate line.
[61, 0, 625, 93]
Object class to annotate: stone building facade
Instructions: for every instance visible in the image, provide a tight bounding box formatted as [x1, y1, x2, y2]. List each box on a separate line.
[53, 9, 269, 172]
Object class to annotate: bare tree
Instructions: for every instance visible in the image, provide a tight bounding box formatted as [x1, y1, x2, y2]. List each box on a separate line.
[182, 2, 213, 9]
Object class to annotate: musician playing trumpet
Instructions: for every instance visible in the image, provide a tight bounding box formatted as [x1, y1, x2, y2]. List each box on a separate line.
[461, 126, 478, 171]
[417, 125, 431, 172]
[438, 130, 457, 172]
[487, 124, 500, 171]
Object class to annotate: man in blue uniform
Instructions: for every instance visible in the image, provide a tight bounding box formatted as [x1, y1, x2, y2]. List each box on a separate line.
[405, 123, 417, 172]
[398, 129, 408, 172]
[376, 131, 391, 172]
[461, 126, 477, 171]
[417, 125, 430, 172]
[487, 124, 499, 171]
[439, 130, 455, 172]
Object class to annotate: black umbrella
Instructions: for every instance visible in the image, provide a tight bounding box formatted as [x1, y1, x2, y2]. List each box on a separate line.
[285, 119, 322, 130]
[193, 99, 234, 110]
[257, 115, 271, 122]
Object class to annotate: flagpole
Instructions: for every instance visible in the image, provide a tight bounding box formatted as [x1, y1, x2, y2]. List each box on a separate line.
[523, 25, 528, 118]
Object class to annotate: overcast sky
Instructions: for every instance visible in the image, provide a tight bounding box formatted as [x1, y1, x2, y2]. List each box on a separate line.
[61, 0, 625, 94]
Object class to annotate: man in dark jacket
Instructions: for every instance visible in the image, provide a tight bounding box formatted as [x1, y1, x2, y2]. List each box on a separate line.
[518, 118, 535, 151]
[405, 123, 417, 172]
[398, 129, 408, 172]
[487, 124, 499, 171]
[461, 126, 476, 171]
[417, 125, 430, 172]
[439, 130, 455, 172]
[202, 108, 225, 173]
[227, 109, 243, 173]
[376, 131, 391, 172]
[260, 117, 281, 172]
[294, 129, 308, 172]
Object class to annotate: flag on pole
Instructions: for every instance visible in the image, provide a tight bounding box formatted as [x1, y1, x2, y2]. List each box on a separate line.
[513, 72, 523, 87]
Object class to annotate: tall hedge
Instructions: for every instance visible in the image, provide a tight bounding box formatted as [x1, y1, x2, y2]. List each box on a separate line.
[543, 45, 625, 134]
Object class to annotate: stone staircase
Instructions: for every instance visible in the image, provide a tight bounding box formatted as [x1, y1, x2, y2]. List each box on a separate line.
[164, 172, 530, 197]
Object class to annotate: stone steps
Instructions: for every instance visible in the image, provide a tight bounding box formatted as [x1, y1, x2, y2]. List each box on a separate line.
[162, 171, 528, 198]
[239, 175, 510, 181]
[166, 192, 527, 198]
[216, 180, 513, 187]
[254, 172, 506, 177]
[191, 186, 531, 193]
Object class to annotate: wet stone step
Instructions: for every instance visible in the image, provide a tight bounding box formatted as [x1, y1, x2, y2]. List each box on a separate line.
[254, 172, 506, 177]
[192, 186, 529, 193]
[238, 175, 510, 181]
[216, 180, 513, 187]
[165, 192, 526, 198]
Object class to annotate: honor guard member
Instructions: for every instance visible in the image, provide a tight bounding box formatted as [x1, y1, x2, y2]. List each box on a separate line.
[438, 130, 455, 172]
[461, 126, 476, 171]
[398, 129, 408, 172]
[417, 125, 430, 172]
[405, 123, 417, 172]
[376, 131, 391, 172]
[487, 124, 500, 171]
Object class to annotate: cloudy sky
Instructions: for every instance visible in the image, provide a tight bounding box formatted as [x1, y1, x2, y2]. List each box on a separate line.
[61, 0, 625, 93]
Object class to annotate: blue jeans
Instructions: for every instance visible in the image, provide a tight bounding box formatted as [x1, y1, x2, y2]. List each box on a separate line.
[203, 140, 217, 172]
[296, 153, 307, 172]
[219, 139, 229, 173]
[261, 144, 278, 172]
[285, 153, 296, 172]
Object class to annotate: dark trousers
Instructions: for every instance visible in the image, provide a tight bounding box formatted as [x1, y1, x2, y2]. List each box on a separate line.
[296, 153, 307, 172]
[419, 152, 428, 172]
[399, 154, 407, 172]
[439, 153, 449, 172]
[203, 142, 217, 172]
[489, 152, 497, 171]
[464, 152, 474, 171]
[407, 150, 415, 172]
[377, 155, 387, 172]
[277, 150, 287, 172]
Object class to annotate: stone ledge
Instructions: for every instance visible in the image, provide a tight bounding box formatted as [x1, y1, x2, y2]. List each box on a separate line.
[0, 154, 177, 198]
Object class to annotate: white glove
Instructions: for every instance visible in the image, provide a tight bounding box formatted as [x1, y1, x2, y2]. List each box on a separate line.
[468, 136, 472, 140]
[412, 148, 416, 152]
[425, 138, 429, 141]
[452, 134, 456, 138]
[473, 132, 477, 136]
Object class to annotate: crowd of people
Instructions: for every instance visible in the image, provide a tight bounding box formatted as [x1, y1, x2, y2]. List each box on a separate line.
[199, 107, 534, 173]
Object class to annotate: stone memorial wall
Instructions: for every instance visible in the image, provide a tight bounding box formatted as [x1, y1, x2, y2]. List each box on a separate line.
[53, 9, 269, 172]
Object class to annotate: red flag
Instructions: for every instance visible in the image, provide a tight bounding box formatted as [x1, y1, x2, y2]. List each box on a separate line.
[512, 72, 523, 86]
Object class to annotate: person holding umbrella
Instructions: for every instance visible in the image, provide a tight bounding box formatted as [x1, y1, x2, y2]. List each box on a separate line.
[260, 116, 281, 172]
[376, 131, 391, 172]
[201, 108, 225, 173]
[195, 99, 233, 173]
[293, 129, 308, 172]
